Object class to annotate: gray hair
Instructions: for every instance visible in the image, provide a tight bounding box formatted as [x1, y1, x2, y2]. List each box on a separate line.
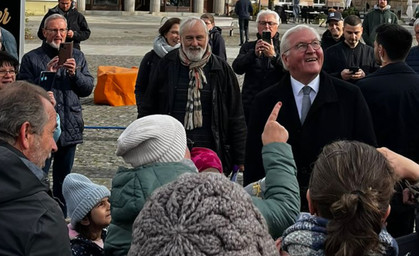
[256, 9, 281, 25]
[414, 18, 419, 28]
[179, 16, 208, 37]
[280, 25, 321, 70]
[0, 81, 50, 144]
[44, 13, 67, 29]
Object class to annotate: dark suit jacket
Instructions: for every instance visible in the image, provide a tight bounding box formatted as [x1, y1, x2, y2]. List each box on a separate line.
[357, 62, 419, 162]
[244, 71, 377, 207]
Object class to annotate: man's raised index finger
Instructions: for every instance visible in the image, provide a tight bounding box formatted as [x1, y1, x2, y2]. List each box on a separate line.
[267, 102, 282, 123]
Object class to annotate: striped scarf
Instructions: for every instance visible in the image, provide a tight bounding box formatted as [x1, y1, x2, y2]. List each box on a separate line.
[179, 45, 212, 130]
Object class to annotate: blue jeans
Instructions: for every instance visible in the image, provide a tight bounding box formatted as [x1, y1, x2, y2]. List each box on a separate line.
[43, 142, 77, 217]
[239, 18, 249, 45]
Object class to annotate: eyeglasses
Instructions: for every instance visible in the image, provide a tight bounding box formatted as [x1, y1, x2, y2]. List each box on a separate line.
[258, 21, 278, 27]
[0, 70, 16, 76]
[283, 40, 321, 53]
[45, 28, 68, 35]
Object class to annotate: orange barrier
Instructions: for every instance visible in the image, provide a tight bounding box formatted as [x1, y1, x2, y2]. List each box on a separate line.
[94, 66, 138, 106]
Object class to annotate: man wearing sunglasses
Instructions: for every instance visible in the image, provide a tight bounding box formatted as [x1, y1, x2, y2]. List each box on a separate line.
[244, 25, 376, 211]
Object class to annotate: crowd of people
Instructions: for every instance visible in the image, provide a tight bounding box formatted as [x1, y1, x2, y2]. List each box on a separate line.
[1, 0, 419, 255]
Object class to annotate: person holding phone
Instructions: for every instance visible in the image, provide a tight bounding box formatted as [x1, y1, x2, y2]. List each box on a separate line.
[37, 0, 91, 50]
[323, 15, 378, 84]
[17, 13, 94, 217]
[232, 10, 285, 124]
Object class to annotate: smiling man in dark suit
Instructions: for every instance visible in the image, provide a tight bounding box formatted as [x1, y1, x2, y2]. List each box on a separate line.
[244, 24, 376, 211]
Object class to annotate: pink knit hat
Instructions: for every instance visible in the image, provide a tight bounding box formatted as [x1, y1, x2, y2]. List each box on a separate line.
[190, 147, 223, 173]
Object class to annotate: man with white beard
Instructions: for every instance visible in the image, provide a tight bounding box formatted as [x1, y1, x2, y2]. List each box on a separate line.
[17, 13, 93, 216]
[140, 17, 246, 175]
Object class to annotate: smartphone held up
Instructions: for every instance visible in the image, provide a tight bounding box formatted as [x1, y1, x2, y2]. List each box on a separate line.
[58, 42, 73, 66]
[262, 31, 271, 43]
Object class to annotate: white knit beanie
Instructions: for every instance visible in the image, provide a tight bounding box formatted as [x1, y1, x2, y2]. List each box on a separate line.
[116, 114, 187, 167]
[62, 173, 111, 227]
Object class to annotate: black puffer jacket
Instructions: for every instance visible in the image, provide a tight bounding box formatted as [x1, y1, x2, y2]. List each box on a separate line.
[0, 141, 71, 256]
[139, 49, 247, 171]
[17, 42, 94, 146]
[232, 32, 285, 123]
[37, 4, 91, 50]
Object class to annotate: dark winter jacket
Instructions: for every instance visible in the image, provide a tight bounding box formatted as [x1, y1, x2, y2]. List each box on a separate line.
[323, 41, 378, 83]
[232, 32, 285, 122]
[0, 140, 71, 256]
[71, 231, 106, 256]
[17, 42, 94, 147]
[321, 29, 344, 51]
[139, 49, 247, 171]
[135, 50, 161, 117]
[104, 162, 197, 256]
[235, 0, 253, 19]
[209, 26, 227, 61]
[37, 4, 91, 50]
[362, 5, 398, 46]
[244, 71, 377, 209]
[356, 62, 419, 163]
[406, 46, 419, 74]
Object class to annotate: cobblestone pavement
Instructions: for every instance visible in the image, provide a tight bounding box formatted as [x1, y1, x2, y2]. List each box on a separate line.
[24, 13, 414, 188]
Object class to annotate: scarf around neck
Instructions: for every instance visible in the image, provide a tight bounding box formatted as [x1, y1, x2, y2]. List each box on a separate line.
[282, 212, 398, 256]
[179, 45, 212, 130]
[153, 35, 180, 58]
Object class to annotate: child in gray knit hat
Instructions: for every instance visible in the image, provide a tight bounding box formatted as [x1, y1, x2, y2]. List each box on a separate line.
[104, 114, 198, 256]
[62, 173, 111, 256]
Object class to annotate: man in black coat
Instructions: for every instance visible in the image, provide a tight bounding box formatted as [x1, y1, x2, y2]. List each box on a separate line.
[323, 15, 378, 83]
[357, 24, 419, 238]
[235, 0, 253, 45]
[233, 10, 285, 124]
[0, 82, 71, 256]
[37, 0, 91, 50]
[140, 17, 246, 175]
[244, 25, 376, 210]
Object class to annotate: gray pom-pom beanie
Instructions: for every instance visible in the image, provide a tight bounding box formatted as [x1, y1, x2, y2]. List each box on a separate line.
[63, 173, 111, 227]
[116, 114, 187, 167]
[128, 173, 279, 256]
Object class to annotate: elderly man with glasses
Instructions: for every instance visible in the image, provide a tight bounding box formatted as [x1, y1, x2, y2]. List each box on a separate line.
[233, 10, 285, 125]
[17, 13, 93, 217]
[244, 25, 376, 212]
[37, 0, 90, 50]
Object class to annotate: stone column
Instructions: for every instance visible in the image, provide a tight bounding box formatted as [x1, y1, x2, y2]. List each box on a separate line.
[150, 0, 161, 13]
[194, 0, 204, 13]
[76, 0, 86, 11]
[213, 0, 224, 14]
[124, 0, 135, 12]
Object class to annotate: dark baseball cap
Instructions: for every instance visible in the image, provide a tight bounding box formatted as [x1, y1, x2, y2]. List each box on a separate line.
[326, 11, 343, 23]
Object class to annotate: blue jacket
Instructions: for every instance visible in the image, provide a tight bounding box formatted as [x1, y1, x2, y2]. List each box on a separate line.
[235, 0, 253, 19]
[17, 42, 94, 146]
[1, 27, 18, 59]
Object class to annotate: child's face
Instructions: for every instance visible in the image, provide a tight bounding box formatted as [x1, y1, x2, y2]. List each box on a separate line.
[90, 197, 111, 228]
